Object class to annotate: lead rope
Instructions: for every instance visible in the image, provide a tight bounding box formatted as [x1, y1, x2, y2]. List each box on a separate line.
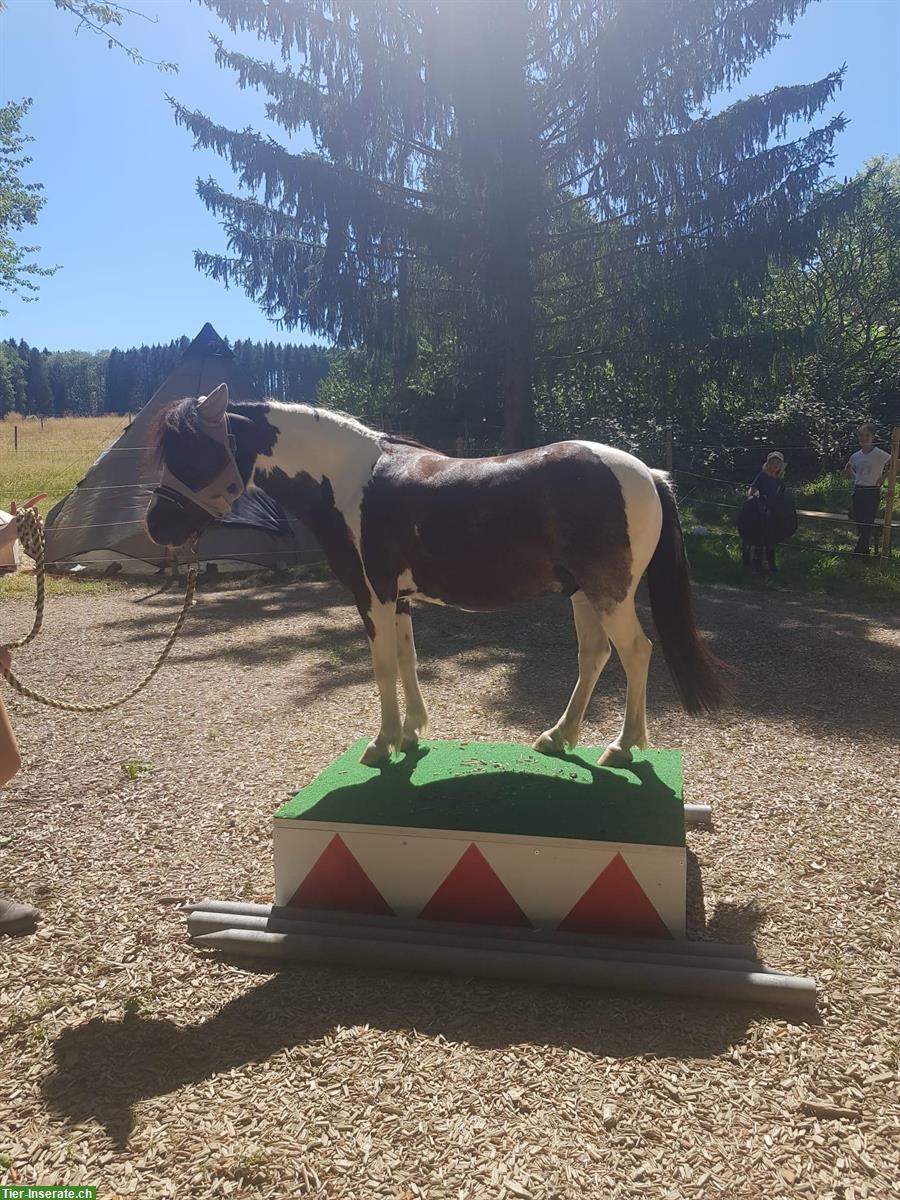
[0, 506, 197, 713]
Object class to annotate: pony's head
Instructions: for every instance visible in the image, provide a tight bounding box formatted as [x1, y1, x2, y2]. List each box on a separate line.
[146, 383, 246, 547]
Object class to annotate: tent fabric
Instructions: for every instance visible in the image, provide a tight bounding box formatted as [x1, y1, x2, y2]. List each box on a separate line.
[43, 324, 319, 572]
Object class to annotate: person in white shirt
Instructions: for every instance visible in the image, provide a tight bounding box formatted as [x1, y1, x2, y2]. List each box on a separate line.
[844, 424, 891, 556]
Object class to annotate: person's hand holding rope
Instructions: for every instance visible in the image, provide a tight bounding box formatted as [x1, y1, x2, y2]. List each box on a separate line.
[0, 494, 46, 556]
[1, 500, 197, 712]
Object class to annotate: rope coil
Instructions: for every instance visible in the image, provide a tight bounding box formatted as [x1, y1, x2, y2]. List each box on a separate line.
[1, 507, 196, 713]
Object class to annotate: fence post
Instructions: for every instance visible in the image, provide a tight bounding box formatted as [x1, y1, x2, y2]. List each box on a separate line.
[878, 426, 900, 561]
[14, 425, 17, 453]
[665, 427, 673, 474]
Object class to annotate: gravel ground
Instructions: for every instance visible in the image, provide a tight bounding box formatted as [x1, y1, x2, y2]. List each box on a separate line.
[1, 576, 898, 1200]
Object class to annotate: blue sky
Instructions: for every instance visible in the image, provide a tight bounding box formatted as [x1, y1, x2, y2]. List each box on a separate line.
[2, 0, 898, 352]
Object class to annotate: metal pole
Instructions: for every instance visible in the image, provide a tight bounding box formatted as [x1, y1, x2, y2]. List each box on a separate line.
[878, 426, 899, 560]
[14, 426, 17, 453]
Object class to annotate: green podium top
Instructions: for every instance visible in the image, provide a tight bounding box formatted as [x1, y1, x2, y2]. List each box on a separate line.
[277, 740, 685, 848]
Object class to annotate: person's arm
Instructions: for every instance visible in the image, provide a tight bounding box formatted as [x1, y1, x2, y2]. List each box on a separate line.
[0, 494, 47, 551]
[844, 457, 856, 480]
[0, 652, 22, 787]
[0, 515, 16, 552]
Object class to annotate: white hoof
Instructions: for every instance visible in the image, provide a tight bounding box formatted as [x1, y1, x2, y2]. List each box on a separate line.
[360, 740, 393, 766]
[533, 729, 566, 754]
[599, 745, 633, 768]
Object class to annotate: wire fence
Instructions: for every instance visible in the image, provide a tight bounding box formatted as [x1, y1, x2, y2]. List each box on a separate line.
[3, 416, 897, 580]
[672, 466, 900, 569]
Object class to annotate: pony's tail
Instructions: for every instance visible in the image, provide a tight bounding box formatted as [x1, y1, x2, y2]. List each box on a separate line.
[647, 471, 729, 715]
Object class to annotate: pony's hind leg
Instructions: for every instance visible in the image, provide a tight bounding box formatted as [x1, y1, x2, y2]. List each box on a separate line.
[360, 598, 404, 765]
[596, 594, 653, 768]
[534, 590, 611, 753]
[396, 601, 429, 750]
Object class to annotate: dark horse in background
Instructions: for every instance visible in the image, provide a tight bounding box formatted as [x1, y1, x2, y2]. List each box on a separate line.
[146, 385, 726, 765]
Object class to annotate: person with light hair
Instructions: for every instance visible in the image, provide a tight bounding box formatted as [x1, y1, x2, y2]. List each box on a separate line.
[844, 424, 891, 557]
[740, 451, 787, 572]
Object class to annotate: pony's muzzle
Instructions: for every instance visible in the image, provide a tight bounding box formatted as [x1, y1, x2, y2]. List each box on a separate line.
[146, 488, 215, 547]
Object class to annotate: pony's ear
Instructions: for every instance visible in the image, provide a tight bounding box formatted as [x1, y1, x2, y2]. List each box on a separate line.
[198, 383, 229, 425]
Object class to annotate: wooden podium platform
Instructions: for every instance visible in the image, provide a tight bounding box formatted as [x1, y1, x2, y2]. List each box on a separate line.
[273, 739, 688, 939]
[184, 740, 816, 1009]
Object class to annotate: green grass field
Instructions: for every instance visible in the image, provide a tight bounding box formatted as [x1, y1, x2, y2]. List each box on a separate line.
[1, 412, 131, 517]
[1, 414, 134, 602]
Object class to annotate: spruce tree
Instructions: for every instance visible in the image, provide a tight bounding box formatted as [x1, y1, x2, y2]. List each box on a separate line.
[49, 356, 68, 416]
[0, 344, 17, 417]
[103, 347, 127, 413]
[25, 346, 53, 416]
[175, 0, 854, 446]
[1, 339, 27, 413]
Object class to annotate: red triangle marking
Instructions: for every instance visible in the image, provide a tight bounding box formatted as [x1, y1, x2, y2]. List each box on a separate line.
[287, 833, 393, 916]
[558, 852, 672, 938]
[419, 843, 532, 928]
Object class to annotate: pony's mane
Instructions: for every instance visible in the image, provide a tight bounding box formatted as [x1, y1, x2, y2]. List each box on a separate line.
[151, 396, 201, 469]
[263, 398, 380, 440]
[152, 396, 438, 468]
[380, 432, 437, 451]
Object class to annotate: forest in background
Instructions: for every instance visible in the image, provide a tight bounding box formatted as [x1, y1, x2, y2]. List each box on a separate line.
[0, 335, 331, 420]
[2, 154, 897, 482]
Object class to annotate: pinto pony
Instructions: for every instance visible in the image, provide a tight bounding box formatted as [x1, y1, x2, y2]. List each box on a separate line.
[146, 384, 725, 765]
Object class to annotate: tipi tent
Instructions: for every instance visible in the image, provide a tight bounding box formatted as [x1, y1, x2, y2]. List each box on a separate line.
[44, 323, 319, 573]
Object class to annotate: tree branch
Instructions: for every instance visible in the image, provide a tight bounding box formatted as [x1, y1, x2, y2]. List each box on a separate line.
[52, 1, 178, 71]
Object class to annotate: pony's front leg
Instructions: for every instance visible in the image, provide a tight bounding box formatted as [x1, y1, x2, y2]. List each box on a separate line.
[360, 598, 403, 766]
[396, 600, 429, 750]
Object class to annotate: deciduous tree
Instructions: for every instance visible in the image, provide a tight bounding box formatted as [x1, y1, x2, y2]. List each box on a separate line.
[0, 99, 57, 315]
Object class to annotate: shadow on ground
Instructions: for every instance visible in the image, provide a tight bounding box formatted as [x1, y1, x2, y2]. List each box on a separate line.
[42, 838, 777, 1149]
[97, 577, 900, 746]
[44, 958, 767, 1148]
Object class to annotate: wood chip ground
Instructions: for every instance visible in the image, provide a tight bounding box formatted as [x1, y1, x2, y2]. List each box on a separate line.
[1, 578, 898, 1199]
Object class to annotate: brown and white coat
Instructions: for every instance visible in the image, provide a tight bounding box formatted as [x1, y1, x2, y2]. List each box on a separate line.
[147, 386, 724, 765]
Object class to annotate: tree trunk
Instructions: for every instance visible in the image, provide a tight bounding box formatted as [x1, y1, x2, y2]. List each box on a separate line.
[391, 256, 418, 431]
[439, 0, 540, 451]
[492, 0, 539, 450]
[501, 278, 537, 451]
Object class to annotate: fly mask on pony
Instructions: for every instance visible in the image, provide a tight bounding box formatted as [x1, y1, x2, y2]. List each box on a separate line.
[147, 383, 247, 547]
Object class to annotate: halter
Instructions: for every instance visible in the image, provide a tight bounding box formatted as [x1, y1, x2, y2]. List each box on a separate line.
[154, 413, 246, 519]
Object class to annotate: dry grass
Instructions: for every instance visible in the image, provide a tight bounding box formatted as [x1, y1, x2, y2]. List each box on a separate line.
[0, 578, 898, 1199]
[0, 414, 131, 516]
